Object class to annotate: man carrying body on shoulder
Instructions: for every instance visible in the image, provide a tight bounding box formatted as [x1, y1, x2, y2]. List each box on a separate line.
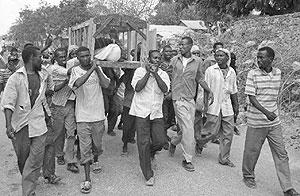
[130, 50, 170, 186]
[69, 47, 110, 194]
[242, 47, 299, 196]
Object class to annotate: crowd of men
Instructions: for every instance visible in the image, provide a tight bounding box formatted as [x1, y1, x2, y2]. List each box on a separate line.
[0, 36, 299, 196]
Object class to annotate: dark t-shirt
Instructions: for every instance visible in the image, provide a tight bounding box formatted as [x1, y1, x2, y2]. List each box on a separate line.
[27, 73, 40, 107]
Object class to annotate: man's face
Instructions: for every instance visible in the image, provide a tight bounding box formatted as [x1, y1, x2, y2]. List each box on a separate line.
[77, 50, 91, 67]
[213, 44, 223, 54]
[10, 51, 18, 57]
[257, 50, 272, 70]
[192, 50, 201, 57]
[149, 51, 161, 65]
[55, 51, 67, 67]
[32, 50, 42, 71]
[162, 47, 172, 60]
[179, 39, 192, 55]
[214, 50, 228, 66]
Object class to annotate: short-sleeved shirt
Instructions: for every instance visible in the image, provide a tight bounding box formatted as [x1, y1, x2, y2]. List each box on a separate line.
[129, 67, 170, 120]
[205, 64, 238, 116]
[171, 55, 204, 101]
[245, 67, 281, 128]
[69, 65, 109, 123]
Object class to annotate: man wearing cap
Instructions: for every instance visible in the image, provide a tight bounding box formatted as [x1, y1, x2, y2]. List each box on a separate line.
[199, 48, 239, 167]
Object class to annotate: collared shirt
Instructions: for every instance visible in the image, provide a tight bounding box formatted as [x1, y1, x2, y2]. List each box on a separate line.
[50, 63, 73, 106]
[171, 55, 204, 101]
[129, 67, 170, 120]
[69, 65, 109, 122]
[205, 64, 238, 116]
[245, 67, 281, 128]
[1, 66, 51, 137]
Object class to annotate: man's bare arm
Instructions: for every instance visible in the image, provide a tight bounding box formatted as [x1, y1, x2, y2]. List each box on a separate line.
[73, 66, 95, 88]
[248, 95, 277, 121]
[95, 67, 110, 88]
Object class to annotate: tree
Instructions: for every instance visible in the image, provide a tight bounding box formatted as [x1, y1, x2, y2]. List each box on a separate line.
[90, 0, 158, 19]
[149, 2, 180, 24]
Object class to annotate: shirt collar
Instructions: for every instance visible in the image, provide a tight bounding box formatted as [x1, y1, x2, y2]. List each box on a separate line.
[212, 63, 235, 75]
[177, 54, 196, 62]
[259, 67, 276, 76]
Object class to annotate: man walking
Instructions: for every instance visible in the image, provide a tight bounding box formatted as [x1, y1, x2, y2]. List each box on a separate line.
[199, 48, 239, 167]
[130, 50, 170, 186]
[51, 48, 78, 172]
[242, 47, 299, 196]
[69, 47, 110, 194]
[2, 46, 50, 196]
[169, 37, 213, 172]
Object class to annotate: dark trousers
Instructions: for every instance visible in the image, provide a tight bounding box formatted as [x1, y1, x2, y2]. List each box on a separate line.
[242, 125, 293, 191]
[43, 125, 56, 178]
[136, 116, 168, 180]
[122, 106, 136, 144]
[104, 94, 122, 132]
[162, 98, 176, 130]
[12, 126, 47, 196]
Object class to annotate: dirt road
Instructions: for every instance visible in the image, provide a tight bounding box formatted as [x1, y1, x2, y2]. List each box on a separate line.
[0, 112, 299, 196]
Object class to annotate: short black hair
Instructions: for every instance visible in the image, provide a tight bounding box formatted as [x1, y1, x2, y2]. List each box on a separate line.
[182, 36, 193, 45]
[24, 43, 34, 49]
[163, 45, 172, 51]
[213, 42, 224, 50]
[259, 46, 275, 60]
[76, 46, 89, 56]
[22, 46, 40, 64]
[148, 50, 160, 58]
[54, 47, 67, 58]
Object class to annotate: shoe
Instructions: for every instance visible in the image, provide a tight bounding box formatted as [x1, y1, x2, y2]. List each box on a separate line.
[128, 139, 136, 144]
[234, 127, 241, 135]
[182, 160, 195, 172]
[107, 131, 116, 136]
[57, 156, 65, 165]
[80, 181, 92, 194]
[284, 189, 300, 196]
[145, 177, 154, 186]
[45, 174, 61, 184]
[219, 160, 236, 167]
[243, 178, 257, 189]
[67, 163, 79, 173]
[121, 144, 128, 155]
[211, 138, 220, 144]
[169, 143, 176, 157]
[195, 144, 203, 156]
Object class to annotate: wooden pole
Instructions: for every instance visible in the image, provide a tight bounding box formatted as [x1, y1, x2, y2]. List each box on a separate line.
[134, 31, 138, 61]
[127, 31, 132, 61]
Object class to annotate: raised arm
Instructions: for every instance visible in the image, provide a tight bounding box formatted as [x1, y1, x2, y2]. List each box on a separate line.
[133, 66, 151, 92]
[95, 66, 110, 88]
[72, 65, 96, 89]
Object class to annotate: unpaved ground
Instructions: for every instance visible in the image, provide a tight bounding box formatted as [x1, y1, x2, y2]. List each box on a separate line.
[0, 112, 299, 196]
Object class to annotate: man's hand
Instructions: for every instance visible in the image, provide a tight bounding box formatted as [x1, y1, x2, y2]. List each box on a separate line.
[145, 63, 151, 73]
[91, 62, 97, 71]
[149, 64, 158, 73]
[208, 92, 214, 105]
[6, 125, 15, 140]
[265, 111, 277, 121]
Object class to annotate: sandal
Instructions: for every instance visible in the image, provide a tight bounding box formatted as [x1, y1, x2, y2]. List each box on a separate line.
[67, 163, 79, 173]
[45, 174, 61, 184]
[80, 181, 92, 194]
[92, 162, 102, 174]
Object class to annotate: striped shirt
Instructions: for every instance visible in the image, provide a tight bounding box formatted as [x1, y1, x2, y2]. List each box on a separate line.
[0, 68, 13, 86]
[245, 67, 281, 128]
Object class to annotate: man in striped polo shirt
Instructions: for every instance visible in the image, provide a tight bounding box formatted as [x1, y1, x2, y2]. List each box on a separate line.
[242, 47, 299, 196]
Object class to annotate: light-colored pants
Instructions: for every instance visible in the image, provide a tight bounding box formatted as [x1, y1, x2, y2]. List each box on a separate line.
[199, 113, 234, 163]
[51, 101, 77, 164]
[242, 125, 293, 192]
[12, 126, 47, 196]
[77, 121, 105, 165]
[171, 99, 196, 163]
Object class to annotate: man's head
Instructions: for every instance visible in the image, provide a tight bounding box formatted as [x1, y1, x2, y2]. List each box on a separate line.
[76, 46, 91, 67]
[162, 45, 172, 61]
[213, 42, 224, 53]
[24, 43, 34, 49]
[172, 50, 178, 57]
[179, 37, 193, 56]
[148, 50, 161, 65]
[214, 49, 230, 67]
[7, 55, 19, 72]
[54, 48, 67, 67]
[10, 47, 18, 57]
[22, 46, 42, 71]
[191, 45, 201, 57]
[257, 46, 275, 70]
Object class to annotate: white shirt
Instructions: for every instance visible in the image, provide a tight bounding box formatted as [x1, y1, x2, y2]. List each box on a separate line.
[69, 66, 109, 122]
[182, 57, 190, 72]
[129, 67, 170, 120]
[205, 63, 238, 116]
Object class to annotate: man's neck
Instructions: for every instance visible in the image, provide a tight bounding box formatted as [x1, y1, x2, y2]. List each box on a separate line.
[25, 64, 37, 74]
[262, 65, 273, 73]
[80, 64, 92, 71]
[218, 63, 228, 69]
